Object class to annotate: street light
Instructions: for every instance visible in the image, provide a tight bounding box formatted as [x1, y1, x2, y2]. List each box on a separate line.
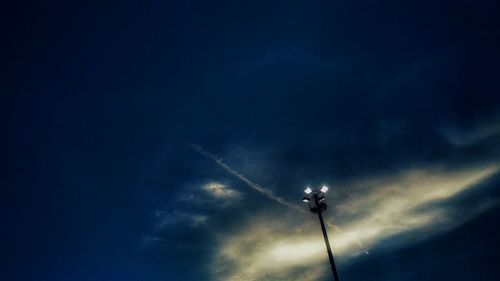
[302, 186, 341, 281]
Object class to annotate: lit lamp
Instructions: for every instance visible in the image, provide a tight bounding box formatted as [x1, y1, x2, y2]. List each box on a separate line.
[302, 185, 341, 281]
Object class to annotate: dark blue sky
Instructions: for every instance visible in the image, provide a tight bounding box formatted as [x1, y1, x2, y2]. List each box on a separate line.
[2, 1, 500, 281]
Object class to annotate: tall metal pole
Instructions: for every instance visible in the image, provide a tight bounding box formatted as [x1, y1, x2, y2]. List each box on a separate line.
[303, 187, 341, 281]
[317, 199, 341, 281]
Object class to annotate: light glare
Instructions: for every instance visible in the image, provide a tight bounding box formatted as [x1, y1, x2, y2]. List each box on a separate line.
[304, 187, 312, 194]
[321, 186, 328, 192]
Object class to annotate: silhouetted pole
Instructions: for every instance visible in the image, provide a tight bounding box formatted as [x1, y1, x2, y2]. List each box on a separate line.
[318, 210, 340, 281]
[302, 186, 341, 281]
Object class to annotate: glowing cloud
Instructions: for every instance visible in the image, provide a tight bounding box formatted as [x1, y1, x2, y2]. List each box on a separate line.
[211, 164, 498, 281]
[203, 182, 241, 199]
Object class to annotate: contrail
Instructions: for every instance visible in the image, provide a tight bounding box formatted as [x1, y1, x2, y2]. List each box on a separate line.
[189, 143, 363, 251]
[189, 143, 304, 213]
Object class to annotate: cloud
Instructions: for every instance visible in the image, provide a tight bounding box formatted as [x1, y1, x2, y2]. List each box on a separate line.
[439, 116, 500, 146]
[154, 210, 208, 230]
[210, 163, 499, 281]
[189, 143, 304, 212]
[176, 139, 500, 281]
[211, 221, 328, 281]
[203, 182, 241, 199]
[140, 210, 211, 251]
[330, 164, 498, 253]
[141, 181, 242, 253]
[171, 181, 243, 209]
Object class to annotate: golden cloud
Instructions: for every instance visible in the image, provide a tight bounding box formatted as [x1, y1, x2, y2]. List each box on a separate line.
[211, 164, 498, 281]
[203, 182, 241, 199]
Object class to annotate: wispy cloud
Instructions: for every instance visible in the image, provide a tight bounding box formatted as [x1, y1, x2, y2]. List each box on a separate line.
[154, 210, 208, 230]
[141, 210, 210, 249]
[203, 182, 241, 199]
[189, 143, 304, 212]
[331, 164, 498, 253]
[181, 138, 499, 281]
[212, 223, 328, 281]
[439, 116, 500, 146]
[210, 163, 498, 281]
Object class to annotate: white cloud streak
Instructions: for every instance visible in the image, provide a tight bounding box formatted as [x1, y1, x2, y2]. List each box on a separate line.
[211, 163, 499, 281]
[189, 143, 304, 212]
[187, 142, 498, 281]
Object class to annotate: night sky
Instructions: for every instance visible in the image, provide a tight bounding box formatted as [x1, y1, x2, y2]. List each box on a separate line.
[3, 1, 500, 281]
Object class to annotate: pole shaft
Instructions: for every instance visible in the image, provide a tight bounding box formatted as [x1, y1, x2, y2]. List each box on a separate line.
[318, 211, 341, 281]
